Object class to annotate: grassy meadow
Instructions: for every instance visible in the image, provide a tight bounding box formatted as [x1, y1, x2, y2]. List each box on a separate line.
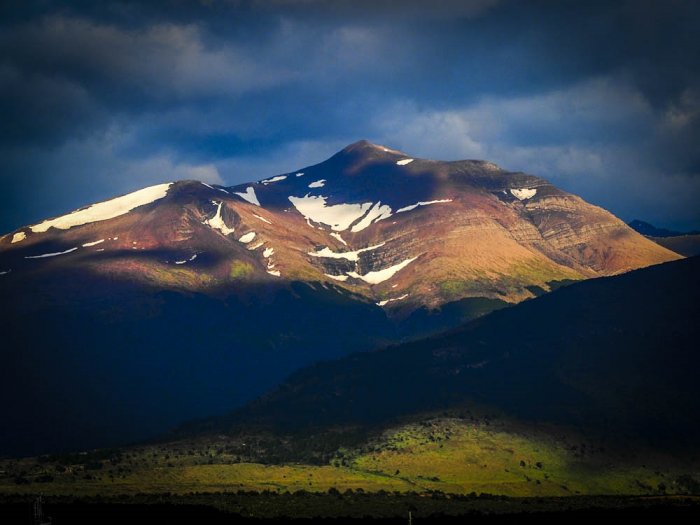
[1, 416, 698, 499]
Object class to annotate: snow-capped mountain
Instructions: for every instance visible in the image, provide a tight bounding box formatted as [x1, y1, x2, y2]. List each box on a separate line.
[1, 140, 679, 312]
[0, 140, 681, 455]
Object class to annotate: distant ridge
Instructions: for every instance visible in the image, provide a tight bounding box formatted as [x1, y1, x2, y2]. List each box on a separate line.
[628, 219, 699, 238]
[629, 219, 700, 256]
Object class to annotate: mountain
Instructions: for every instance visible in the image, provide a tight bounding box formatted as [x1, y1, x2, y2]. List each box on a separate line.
[0, 141, 681, 456]
[190, 257, 700, 457]
[3, 141, 679, 310]
[628, 220, 700, 257]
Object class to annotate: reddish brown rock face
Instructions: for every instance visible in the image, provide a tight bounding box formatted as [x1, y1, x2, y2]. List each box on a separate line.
[0, 140, 680, 313]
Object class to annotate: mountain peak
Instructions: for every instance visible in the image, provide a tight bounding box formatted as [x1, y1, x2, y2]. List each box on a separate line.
[340, 139, 406, 157]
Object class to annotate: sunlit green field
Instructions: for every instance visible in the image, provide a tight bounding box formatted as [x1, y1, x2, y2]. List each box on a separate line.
[1, 417, 698, 497]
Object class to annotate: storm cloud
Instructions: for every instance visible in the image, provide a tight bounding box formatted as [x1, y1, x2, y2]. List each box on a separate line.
[1, 0, 699, 231]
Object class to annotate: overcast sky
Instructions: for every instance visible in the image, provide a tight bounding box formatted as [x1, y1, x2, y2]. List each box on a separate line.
[1, 0, 699, 232]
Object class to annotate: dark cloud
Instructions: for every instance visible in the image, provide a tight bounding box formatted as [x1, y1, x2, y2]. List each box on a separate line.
[1, 0, 699, 232]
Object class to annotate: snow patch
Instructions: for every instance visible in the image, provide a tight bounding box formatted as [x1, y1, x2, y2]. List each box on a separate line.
[261, 175, 287, 185]
[377, 294, 409, 307]
[253, 214, 272, 224]
[267, 269, 281, 277]
[308, 179, 326, 188]
[351, 201, 393, 232]
[295, 172, 304, 177]
[308, 242, 384, 262]
[201, 182, 228, 194]
[11, 231, 26, 243]
[263, 247, 274, 258]
[238, 231, 256, 243]
[510, 188, 537, 200]
[82, 239, 105, 247]
[325, 273, 348, 282]
[396, 199, 453, 213]
[30, 183, 172, 233]
[247, 241, 264, 250]
[288, 194, 373, 231]
[347, 256, 418, 284]
[25, 247, 79, 259]
[330, 232, 348, 246]
[234, 187, 261, 206]
[0, 270, 10, 275]
[203, 201, 235, 235]
[396, 158, 414, 166]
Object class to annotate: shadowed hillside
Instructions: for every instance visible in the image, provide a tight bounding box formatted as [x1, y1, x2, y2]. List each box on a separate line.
[197, 257, 700, 453]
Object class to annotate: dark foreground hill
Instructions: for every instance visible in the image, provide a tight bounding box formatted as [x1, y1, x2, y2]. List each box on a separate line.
[196, 256, 700, 452]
